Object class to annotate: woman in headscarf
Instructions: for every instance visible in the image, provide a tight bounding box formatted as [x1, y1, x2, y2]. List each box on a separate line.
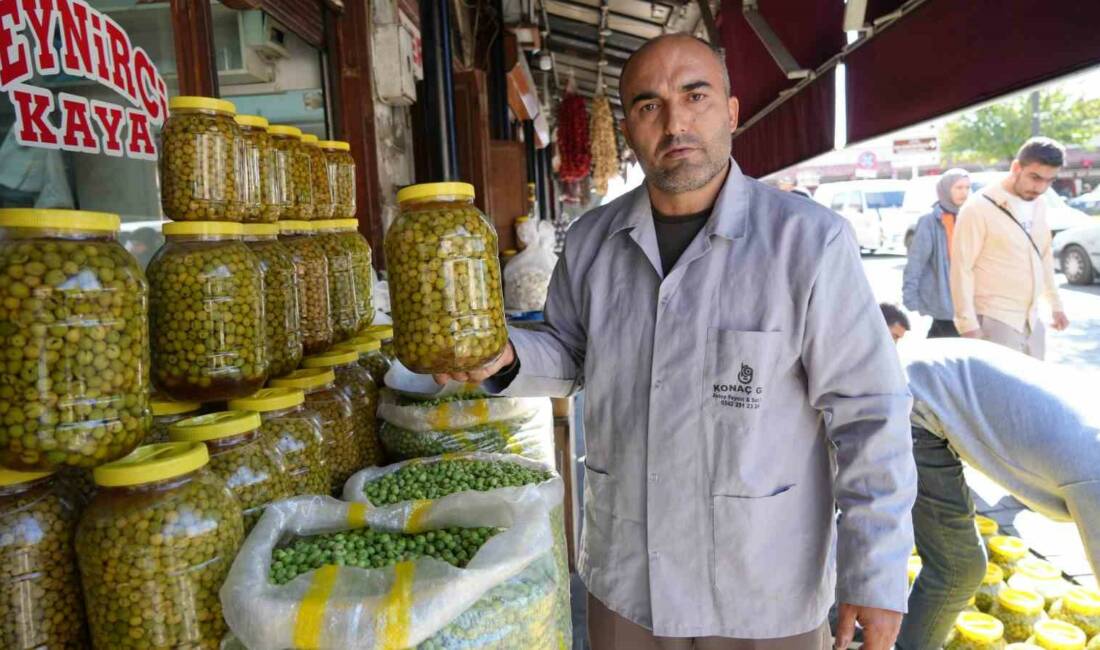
[902, 169, 971, 338]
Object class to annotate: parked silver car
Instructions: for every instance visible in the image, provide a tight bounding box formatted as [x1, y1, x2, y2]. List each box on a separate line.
[1052, 222, 1100, 285]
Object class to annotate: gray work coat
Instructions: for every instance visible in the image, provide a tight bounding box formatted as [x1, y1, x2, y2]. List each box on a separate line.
[490, 160, 917, 638]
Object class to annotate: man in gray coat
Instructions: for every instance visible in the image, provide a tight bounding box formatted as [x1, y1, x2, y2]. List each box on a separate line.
[438, 34, 917, 650]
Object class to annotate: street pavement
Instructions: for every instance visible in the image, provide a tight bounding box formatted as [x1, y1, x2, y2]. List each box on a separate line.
[862, 254, 1100, 372]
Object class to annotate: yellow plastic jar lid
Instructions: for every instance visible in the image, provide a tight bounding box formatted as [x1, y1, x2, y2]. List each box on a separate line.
[228, 387, 305, 413]
[270, 368, 336, 391]
[1015, 558, 1062, 582]
[300, 133, 320, 144]
[169, 96, 236, 114]
[302, 350, 360, 369]
[997, 588, 1046, 614]
[337, 338, 382, 354]
[169, 411, 262, 443]
[163, 221, 243, 237]
[360, 324, 394, 340]
[151, 397, 202, 417]
[93, 442, 209, 487]
[503, 249, 518, 256]
[268, 125, 302, 138]
[278, 220, 312, 233]
[515, 216, 530, 223]
[955, 612, 1005, 644]
[242, 223, 280, 237]
[985, 562, 1006, 585]
[318, 140, 350, 151]
[0, 468, 54, 486]
[1033, 619, 1087, 650]
[990, 535, 1029, 560]
[332, 219, 359, 231]
[907, 555, 922, 579]
[235, 114, 270, 129]
[977, 514, 999, 536]
[0, 208, 120, 232]
[312, 220, 339, 231]
[397, 182, 475, 204]
[1063, 587, 1100, 616]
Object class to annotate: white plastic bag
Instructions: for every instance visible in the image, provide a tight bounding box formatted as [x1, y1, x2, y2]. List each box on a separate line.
[504, 219, 558, 313]
[220, 491, 568, 649]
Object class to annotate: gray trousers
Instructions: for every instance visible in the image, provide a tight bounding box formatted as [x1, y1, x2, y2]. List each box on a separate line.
[978, 314, 1045, 360]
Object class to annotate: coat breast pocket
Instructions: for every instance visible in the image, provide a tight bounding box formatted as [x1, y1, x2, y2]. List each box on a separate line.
[701, 329, 784, 434]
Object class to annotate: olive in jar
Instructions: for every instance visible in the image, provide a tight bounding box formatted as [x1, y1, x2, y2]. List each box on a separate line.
[235, 114, 286, 223]
[278, 221, 334, 356]
[990, 536, 1031, 578]
[0, 209, 150, 470]
[991, 588, 1049, 643]
[338, 336, 388, 386]
[319, 140, 356, 219]
[1029, 619, 1088, 650]
[300, 134, 335, 220]
[148, 221, 268, 401]
[1051, 588, 1100, 639]
[228, 388, 330, 496]
[332, 219, 375, 334]
[242, 224, 304, 377]
[160, 96, 243, 222]
[0, 469, 87, 649]
[302, 349, 382, 470]
[385, 183, 507, 374]
[944, 612, 1007, 650]
[77, 442, 243, 649]
[148, 395, 202, 444]
[269, 369, 356, 494]
[269, 125, 313, 221]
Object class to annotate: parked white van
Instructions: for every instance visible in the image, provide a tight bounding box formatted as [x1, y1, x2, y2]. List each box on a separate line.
[813, 180, 909, 253]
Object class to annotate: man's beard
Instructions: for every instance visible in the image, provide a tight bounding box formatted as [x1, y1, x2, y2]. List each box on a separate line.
[640, 134, 730, 194]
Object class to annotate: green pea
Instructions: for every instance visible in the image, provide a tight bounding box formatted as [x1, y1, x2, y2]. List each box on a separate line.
[363, 458, 551, 506]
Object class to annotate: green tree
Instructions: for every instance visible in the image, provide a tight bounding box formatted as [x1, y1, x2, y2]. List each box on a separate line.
[939, 90, 1100, 165]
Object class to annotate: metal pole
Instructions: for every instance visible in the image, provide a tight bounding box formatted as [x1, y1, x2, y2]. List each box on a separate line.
[420, 0, 460, 179]
[523, 119, 540, 215]
[489, 0, 512, 140]
[537, 145, 553, 221]
[1030, 90, 1041, 136]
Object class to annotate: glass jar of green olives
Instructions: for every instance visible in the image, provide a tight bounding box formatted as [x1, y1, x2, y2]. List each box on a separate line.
[978, 562, 1008, 613]
[300, 134, 335, 220]
[148, 221, 268, 401]
[160, 96, 243, 222]
[319, 140, 356, 218]
[945, 612, 1007, 650]
[361, 323, 395, 359]
[235, 114, 286, 223]
[169, 411, 290, 532]
[242, 223, 304, 376]
[1009, 558, 1072, 609]
[990, 536, 1031, 578]
[302, 349, 382, 470]
[149, 395, 202, 444]
[228, 388, 329, 497]
[269, 125, 314, 221]
[269, 369, 357, 494]
[278, 221, 334, 356]
[992, 588, 1049, 643]
[1051, 588, 1100, 639]
[1, 469, 87, 649]
[332, 219, 375, 334]
[339, 336, 389, 385]
[978, 515, 1000, 550]
[313, 220, 360, 342]
[77, 442, 244, 649]
[1029, 619, 1088, 650]
[0, 209, 150, 470]
[386, 182, 507, 374]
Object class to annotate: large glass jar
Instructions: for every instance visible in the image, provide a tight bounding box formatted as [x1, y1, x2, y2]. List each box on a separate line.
[990, 536, 1031, 578]
[301, 134, 334, 220]
[1051, 588, 1100, 639]
[339, 336, 389, 386]
[1009, 558, 1072, 609]
[235, 114, 285, 223]
[385, 182, 507, 374]
[1029, 619, 1088, 650]
[76, 442, 244, 649]
[148, 221, 268, 400]
[302, 350, 382, 470]
[361, 323, 395, 359]
[945, 612, 1007, 650]
[160, 96, 243, 221]
[278, 221, 333, 356]
[0, 209, 150, 470]
[978, 515, 1000, 550]
[0, 469, 87, 649]
[149, 395, 202, 444]
[270, 369, 356, 494]
[332, 219, 374, 334]
[169, 411, 290, 532]
[320, 140, 356, 218]
[978, 562, 1008, 613]
[229, 387, 329, 496]
[992, 589, 1049, 643]
[269, 125, 313, 221]
[313, 220, 372, 341]
[242, 224, 304, 376]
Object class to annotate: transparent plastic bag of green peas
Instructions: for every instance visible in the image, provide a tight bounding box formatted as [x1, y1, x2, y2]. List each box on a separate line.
[220, 490, 568, 649]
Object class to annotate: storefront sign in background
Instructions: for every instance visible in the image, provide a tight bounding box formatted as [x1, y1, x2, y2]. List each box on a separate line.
[0, 0, 168, 160]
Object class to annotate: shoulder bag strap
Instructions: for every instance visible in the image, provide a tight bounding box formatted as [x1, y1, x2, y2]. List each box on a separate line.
[982, 194, 1043, 259]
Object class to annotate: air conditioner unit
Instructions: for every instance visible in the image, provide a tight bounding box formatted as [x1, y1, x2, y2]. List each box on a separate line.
[241, 11, 290, 62]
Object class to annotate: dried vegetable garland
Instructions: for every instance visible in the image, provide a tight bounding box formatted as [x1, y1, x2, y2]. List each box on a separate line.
[556, 92, 591, 182]
[590, 93, 619, 194]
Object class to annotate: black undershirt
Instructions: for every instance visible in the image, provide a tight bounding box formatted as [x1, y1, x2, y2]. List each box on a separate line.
[653, 208, 712, 275]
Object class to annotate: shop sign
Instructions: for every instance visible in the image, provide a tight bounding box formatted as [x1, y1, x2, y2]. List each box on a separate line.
[0, 0, 168, 160]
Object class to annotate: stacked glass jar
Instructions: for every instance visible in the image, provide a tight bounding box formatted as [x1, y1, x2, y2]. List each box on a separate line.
[228, 388, 330, 496]
[269, 369, 356, 494]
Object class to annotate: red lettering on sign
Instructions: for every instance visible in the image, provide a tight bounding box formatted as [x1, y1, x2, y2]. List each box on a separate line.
[125, 107, 155, 160]
[104, 15, 134, 102]
[89, 10, 108, 85]
[157, 75, 168, 120]
[19, 0, 56, 73]
[0, 0, 32, 89]
[58, 92, 98, 153]
[90, 99, 124, 156]
[133, 46, 160, 124]
[10, 85, 58, 145]
[57, 0, 93, 78]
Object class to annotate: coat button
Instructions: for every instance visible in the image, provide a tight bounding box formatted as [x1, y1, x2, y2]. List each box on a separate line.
[648, 472, 659, 483]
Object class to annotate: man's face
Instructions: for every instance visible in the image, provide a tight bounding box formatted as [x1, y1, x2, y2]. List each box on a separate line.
[889, 324, 908, 344]
[1010, 161, 1059, 201]
[619, 37, 739, 195]
[950, 178, 971, 206]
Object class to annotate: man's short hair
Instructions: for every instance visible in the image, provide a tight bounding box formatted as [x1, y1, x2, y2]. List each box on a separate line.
[619, 34, 731, 105]
[880, 303, 910, 330]
[1016, 137, 1066, 168]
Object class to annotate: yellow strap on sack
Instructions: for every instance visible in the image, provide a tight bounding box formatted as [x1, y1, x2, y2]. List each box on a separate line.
[404, 500, 433, 533]
[469, 398, 490, 423]
[379, 561, 415, 649]
[428, 401, 454, 430]
[505, 432, 525, 456]
[347, 502, 371, 527]
[292, 565, 340, 649]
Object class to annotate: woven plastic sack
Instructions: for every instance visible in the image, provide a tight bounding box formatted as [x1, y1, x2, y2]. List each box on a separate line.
[343, 452, 572, 644]
[220, 491, 568, 649]
[504, 220, 557, 313]
[376, 391, 555, 466]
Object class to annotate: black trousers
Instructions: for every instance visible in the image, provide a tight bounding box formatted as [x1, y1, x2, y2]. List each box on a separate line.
[927, 319, 959, 338]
